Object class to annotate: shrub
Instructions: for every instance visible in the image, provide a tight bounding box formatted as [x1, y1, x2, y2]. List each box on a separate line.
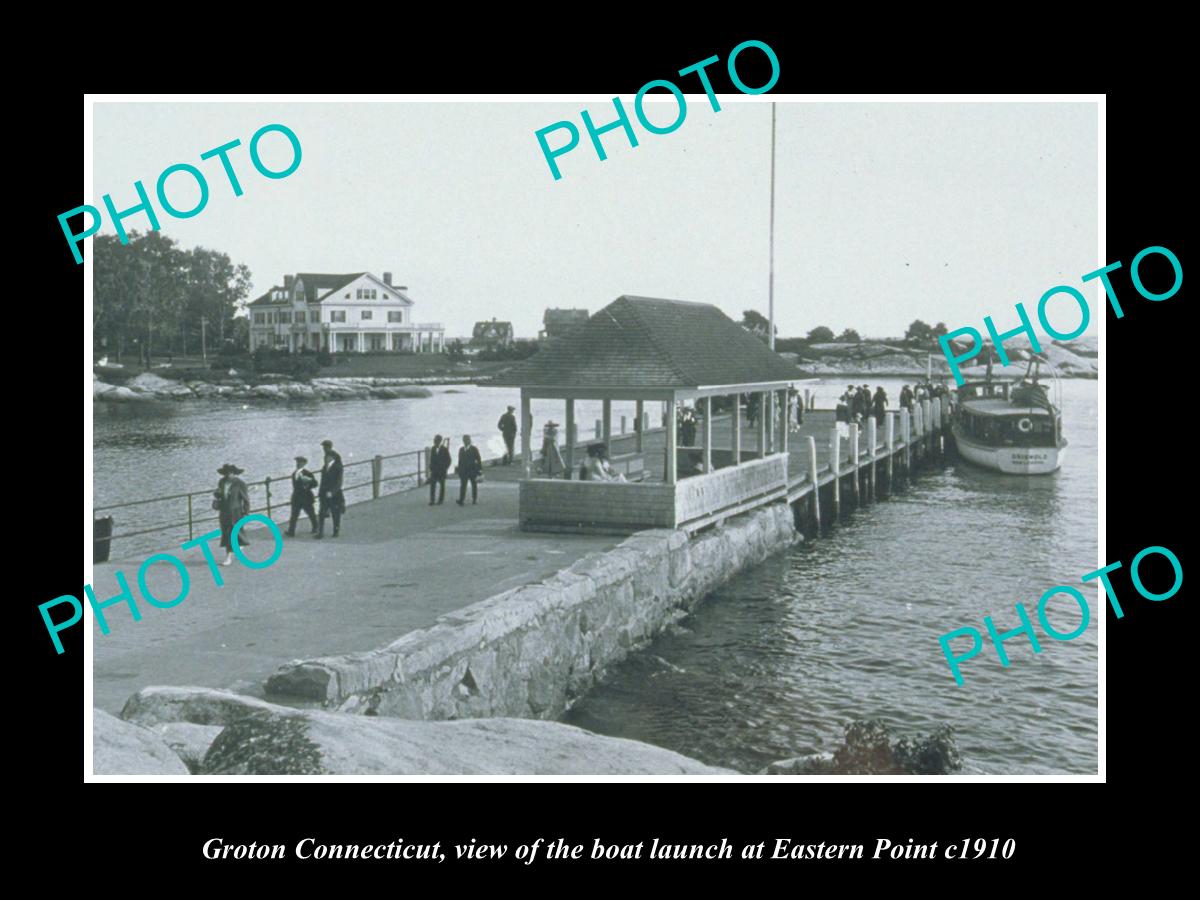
[795, 719, 963, 775]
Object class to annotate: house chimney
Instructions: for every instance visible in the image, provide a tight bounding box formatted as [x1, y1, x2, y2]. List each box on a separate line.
[284, 275, 294, 290]
[383, 272, 392, 286]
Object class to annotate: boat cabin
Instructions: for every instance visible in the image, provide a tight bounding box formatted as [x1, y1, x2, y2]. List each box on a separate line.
[955, 380, 1062, 448]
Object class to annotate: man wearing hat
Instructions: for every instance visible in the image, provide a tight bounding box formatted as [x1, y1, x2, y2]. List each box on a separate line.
[456, 434, 482, 505]
[497, 405, 518, 465]
[285, 455, 319, 536]
[213, 463, 250, 566]
[316, 440, 345, 538]
[428, 434, 452, 505]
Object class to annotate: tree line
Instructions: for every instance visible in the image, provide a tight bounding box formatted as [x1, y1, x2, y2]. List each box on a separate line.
[94, 230, 253, 365]
[740, 310, 949, 347]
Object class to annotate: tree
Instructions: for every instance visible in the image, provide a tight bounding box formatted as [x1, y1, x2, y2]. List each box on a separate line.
[837, 328, 861, 343]
[741, 309, 775, 341]
[905, 319, 937, 344]
[933, 322, 949, 338]
[447, 339, 466, 360]
[93, 231, 252, 364]
[806, 325, 835, 343]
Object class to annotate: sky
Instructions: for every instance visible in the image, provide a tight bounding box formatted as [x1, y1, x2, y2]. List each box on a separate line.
[91, 99, 1099, 340]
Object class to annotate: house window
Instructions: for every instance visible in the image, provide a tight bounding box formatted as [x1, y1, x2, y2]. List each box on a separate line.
[296, 312, 306, 324]
[362, 310, 373, 320]
[279, 311, 292, 324]
[331, 310, 346, 323]
[344, 293, 350, 298]
[383, 293, 390, 300]
[356, 289, 363, 299]
[388, 311, 403, 322]
[254, 312, 265, 324]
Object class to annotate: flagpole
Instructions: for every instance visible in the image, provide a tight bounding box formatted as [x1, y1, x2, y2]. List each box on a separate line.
[768, 101, 777, 352]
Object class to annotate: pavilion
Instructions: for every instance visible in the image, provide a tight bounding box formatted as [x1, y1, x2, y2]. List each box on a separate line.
[491, 296, 800, 533]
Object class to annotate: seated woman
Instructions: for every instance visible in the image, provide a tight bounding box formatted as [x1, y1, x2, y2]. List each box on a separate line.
[584, 443, 626, 482]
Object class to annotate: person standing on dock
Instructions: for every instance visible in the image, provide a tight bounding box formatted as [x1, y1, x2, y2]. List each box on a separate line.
[316, 439, 345, 538]
[498, 406, 518, 465]
[285, 455, 318, 536]
[900, 384, 914, 412]
[429, 435, 451, 505]
[873, 386, 888, 425]
[456, 434, 483, 505]
[213, 463, 250, 566]
[540, 420, 566, 477]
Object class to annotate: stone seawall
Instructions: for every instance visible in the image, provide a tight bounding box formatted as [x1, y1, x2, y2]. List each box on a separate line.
[265, 504, 799, 720]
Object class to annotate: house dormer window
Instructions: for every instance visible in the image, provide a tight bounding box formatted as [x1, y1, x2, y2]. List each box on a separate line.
[356, 288, 379, 300]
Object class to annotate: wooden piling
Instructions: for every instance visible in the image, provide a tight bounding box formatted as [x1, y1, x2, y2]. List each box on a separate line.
[885, 413, 894, 498]
[849, 424, 860, 508]
[807, 435, 820, 537]
[866, 416, 877, 504]
[900, 407, 911, 483]
[829, 426, 841, 522]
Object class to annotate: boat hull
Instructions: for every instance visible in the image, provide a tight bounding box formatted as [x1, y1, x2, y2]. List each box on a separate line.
[952, 429, 1064, 474]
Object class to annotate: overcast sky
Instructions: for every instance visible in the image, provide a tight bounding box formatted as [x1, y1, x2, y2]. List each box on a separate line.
[92, 100, 1098, 340]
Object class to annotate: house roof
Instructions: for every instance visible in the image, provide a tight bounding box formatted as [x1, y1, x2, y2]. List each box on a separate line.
[247, 272, 415, 307]
[492, 296, 799, 390]
[543, 308, 589, 327]
[472, 320, 514, 340]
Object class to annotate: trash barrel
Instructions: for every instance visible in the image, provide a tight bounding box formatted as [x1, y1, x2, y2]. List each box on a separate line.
[94, 516, 113, 563]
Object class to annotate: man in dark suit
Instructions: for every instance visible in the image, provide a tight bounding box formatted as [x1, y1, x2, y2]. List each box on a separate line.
[497, 406, 518, 465]
[429, 435, 452, 505]
[316, 439, 345, 538]
[286, 455, 319, 536]
[456, 434, 483, 505]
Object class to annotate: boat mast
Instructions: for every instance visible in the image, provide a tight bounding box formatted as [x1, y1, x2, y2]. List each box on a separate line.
[768, 101, 776, 352]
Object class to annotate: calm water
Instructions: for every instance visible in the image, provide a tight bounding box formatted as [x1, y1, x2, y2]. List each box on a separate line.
[93, 378, 1098, 773]
[566, 378, 1099, 774]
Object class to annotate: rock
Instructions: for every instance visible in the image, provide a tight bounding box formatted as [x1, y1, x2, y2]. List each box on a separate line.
[93, 708, 189, 775]
[189, 693, 733, 775]
[121, 685, 284, 727]
[251, 384, 284, 398]
[92, 380, 117, 399]
[758, 754, 832, 775]
[369, 386, 433, 399]
[152, 722, 225, 772]
[102, 386, 151, 403]
[127, 372, 179, 392]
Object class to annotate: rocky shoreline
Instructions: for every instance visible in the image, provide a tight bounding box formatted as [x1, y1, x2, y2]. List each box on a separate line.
[90, 371, 480, 403]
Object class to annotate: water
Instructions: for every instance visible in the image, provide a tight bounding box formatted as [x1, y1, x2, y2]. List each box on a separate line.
[565, 379, 1098, 774]
[92, 378, 1098, 774]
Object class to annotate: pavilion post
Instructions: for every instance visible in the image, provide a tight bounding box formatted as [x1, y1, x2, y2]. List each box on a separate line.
[635, 399, 644, 452]
[602, 399, 612, 447]
[665, 395, 677, 484]
[520, 391, 532, 478]
[757, 391, 768, 458]
[733, 394, 742, 464]
[702, 396, 712, 473]
[781, 388, 790, 454]
[564, 398, 575, 479]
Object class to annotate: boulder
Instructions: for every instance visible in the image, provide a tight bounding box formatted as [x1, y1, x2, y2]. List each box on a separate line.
[203, 706, 733, 776]
[93, 708, 189, 775]
[152, 722, 225, 772]
[102, 386, 152, 403]
[121, 685, 283, 727]
[121, 686, 731, 774]
[92, 380, 117, 399]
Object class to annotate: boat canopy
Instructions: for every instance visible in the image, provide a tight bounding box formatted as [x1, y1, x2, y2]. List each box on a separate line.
[959, 398, 1056, 418]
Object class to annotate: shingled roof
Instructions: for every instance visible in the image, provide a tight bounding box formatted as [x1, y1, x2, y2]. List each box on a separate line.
[493, 296, 798, 390]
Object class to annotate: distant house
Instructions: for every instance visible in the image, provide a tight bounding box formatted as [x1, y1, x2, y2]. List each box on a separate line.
[248, 270, 445, 354]
[539, 308, 589, 341]
[471, 318, 514, 350]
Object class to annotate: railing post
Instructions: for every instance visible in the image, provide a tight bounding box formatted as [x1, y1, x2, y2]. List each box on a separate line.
[866, 416, 877, 503]
[187, 494, 194, 541]
[849, 424, 860, 507]
[420, 448, 427, 486]
[372, 455, 383, 499]
[807, 435, 820, 536]
[829, 426, 841, 522]
[264, 477, 272, 518]
[885, 413, 895, 497]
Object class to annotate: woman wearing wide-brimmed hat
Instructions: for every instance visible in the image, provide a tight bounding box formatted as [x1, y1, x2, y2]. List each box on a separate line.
[539, 419, 565, 477]
[213, 463, 251, 566]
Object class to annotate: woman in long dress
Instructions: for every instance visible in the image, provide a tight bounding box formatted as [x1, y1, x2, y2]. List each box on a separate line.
[214, 463, 251, 566]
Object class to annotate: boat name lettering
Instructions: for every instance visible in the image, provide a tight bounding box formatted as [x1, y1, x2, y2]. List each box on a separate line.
[939, 245, 1183, 385]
